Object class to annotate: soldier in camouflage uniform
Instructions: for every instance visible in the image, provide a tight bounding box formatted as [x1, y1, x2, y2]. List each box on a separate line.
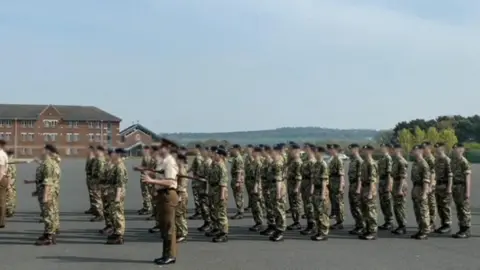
[300, 144, 316, 235]
[347, 143, 364, 235]
[188, 144, 204, 220]
[99, 149, 115, 236]
[433, 142, 453, 234]
[84, 146, 96, 214]
[310, 146, 330, 241]
[248, 147, 264, 232]
[196, 147, 212, 232]
[260, 145, 277, 236]
[410, 144, 431, 240]
[137, 146, 153, 215]
[51, 153, 61, 234]
[205, 146, 219, 237]
[104, 148, 128, 244]
[147, 146, 161, 225]
[359, 145, 378, 240]
[328, 144, 345, 229]
[391, 143, 409, 235]
[90, 146, 107, 222]
[378, 143, 394, 230]
[269, 144, 287, 242]
[208, 148, 229, 243]
[230, 144, 245, 219]
[35, 144, 61, 246]
[422, 142, 437, 231]
[244, 144, 254, 212]
[286, 144, 302, 230]
[175, 154, 189, 243]
[5, 150, 16, 217]
[451, 143, 472, 239]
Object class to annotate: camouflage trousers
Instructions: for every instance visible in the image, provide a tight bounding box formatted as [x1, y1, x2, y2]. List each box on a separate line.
[313, 189, 330, 235]
[361, 187, 378, 234]
[329, 179, 344, 223]
[6, 186, 16, 216]
[89, 182, 103, 216]
[86, 177, 93, 209]
[211, 190, 228, 234]
[104, 189, 126, 235]
[191, 183, 201, 215]
[101, 186, 113, 228]
[197, 183, 211, 223]
[43, 191, 60, 234]
[435, 184, 452, 226]
[272, 182, 287, 231]
[379, 181, 393, 224]
[348, 185, 364, 229]
[411, 185, 430, 234]
[392, 181, 408, 227]
[175, 192, 188, 237]
[452, 184, 471, 228]
[230, 180, 244, 214]
[250, 190, 264, 225]
[287, 181, 302, 222]
[208, 193, 218, 230]
[301, 182, 314, 223]
[428, 185, 437, 226]
[245, 178, 254, 209]
[262, 182, 275, 226]
[140, 180, 153, 211]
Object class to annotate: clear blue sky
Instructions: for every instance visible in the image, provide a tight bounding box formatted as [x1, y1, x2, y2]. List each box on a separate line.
[1, 0, 479, 132]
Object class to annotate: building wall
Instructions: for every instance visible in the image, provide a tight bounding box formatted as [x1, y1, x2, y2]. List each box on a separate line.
[0, 105, 121, 158]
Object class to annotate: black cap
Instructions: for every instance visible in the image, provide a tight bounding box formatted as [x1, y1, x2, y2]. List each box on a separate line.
[348, 143, 360, 149]
[6, 149, 14, 156]
[218, 145, 225, 149]
[107, 148, 113, 155]
[273, 145, 282, 151]
[151, 145, 159, 151]
[326, 144, 333, 149]
[362, 145, 374, 150]
[380, 143, 393, 148]
[96, 145, 105, 151]
[393, 143, 402, 149]
[434, 142, 445, 148]
[258, 144, 264, 148]
[179, 146, 187, 151]
[195, 144, 202, 149]
[210, 146, 218, 151]
[412, 144, 424, 150]
[88, 145, 95, 150]
[288, 141, 295, 145]
[247, 144, 253, 148]
[264, 145, 271, 151]
[177, 154, 187, 162]
[216, 148, 228, 157]
[422, 141, 431, 147]
[159, 138, 178, 149]
[114, 148, 126, 154]
[232, 144, 241, 149]
[332, 144, 341, 150]
[0, 139, 6, 147]
[253, 147, 262, 152]
[44, 144, 58, 154]
[143, 145, 150, 149]
[453, 143, 464, 148]
[291, 144, 300, 149]
[317, 146, 326, 153]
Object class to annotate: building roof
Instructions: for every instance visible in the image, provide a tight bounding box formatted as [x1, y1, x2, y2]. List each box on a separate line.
[120, 123, 161, 141]
[0, 104, 121, 121]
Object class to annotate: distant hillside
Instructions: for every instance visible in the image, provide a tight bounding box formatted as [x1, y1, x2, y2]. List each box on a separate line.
[160, 127, 380, 145]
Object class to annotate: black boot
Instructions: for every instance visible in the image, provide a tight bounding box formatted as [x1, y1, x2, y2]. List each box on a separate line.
[300, 222, 315, 235]
[197, 222, 211, 232]
[287, 222, 302, 231]
[391, 226, 407, 235]
[378, 222, 393, 231]
[205, 229, 220, 237]
[269, 230, 284, 242]
[434, 224, 452, 234]
[212, 232, 228, 243]
[311, 233, 328, 241]
[359, 232, 377, 240]
[330, 222, 344, 230]
[249, 223, 263, 232]
[348, 227, 364, 235]
[260, 225, 276, 236]
[452, 226, 471, 239]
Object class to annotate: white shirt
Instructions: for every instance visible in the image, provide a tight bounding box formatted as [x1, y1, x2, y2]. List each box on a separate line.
[0, 149, 8, 179]
[156, 154, 178, 190]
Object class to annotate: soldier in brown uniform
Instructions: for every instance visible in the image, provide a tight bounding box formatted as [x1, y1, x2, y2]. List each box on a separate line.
[142, 138, 179, 265]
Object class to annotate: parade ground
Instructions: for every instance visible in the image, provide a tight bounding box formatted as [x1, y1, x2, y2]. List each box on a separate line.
[1, 159, 479, 270]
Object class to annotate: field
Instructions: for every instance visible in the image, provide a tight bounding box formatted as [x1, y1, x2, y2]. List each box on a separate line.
[1, 159, 479, 270]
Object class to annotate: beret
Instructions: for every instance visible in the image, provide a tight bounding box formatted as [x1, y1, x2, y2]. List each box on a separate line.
[317, 146, 326, 152]
[96, 145, 105, 151]
[114, 148, 126, 154]
[216, 148, 228, 156]
[210, 146, 218, 151]
[6, 149, 14, 156]
[107, 148, 113, 155]
[143, 145, 150, 149]
[159, 138, 178, 149]
[177, 154, 187, 162]
[264, 145, 271, 151]
[273, 145, 282, 151]
[232, 144, 241, 149]
[326, 144, 333, 149]
[332, 144, 341, 150]
[247, 144, 253, 148]
[453, 143, 464, 148]
[362, 145, 374, 150]
[44, 144, 58, 154]
[179, 146, 187, 151]
[258, 144, 264, 147]
[88, 145, 95, 150]
[380, 143, 393, 148]
[434, 142, 445, 148]
[393, 143, 402, 149]
[195, 144, 202, 149]
[412, 144, 424, 150]
[218, 145, 225, 149]
[422, 141, 431, 146]
[348, 143, 360, 149]
[151, 145, 159, 151]
[288, 141, 295, 145]
[253, 147, 262, 152]
[291, 144, 301, 149]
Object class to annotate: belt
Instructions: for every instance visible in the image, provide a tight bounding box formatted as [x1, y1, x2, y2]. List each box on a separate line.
[157, 188, 177, 193]
[453, 182, 465, 185]
[436, 181, 448, 185]
[413, 183, 423, 187]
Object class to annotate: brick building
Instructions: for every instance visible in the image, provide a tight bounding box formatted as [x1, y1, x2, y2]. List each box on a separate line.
[119, 123, 161, 156]
[0, 104, 122, 157]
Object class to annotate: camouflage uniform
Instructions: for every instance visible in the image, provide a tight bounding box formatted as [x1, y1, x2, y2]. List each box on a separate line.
[189, 154, 204, 216]
[391, 156, 409, 228]
[91, 156, 107, 217]
[244, 154, 255, 210]
[261, 156, 275, 230]
[209, 160, 229, 235]
[329, 156, 345, 224]
[149, 156, 160, 221]
[451, 155, 472, 234]
[286, 157, 302, 224]
[139, 154, 154, 212]
[424, 154, 437, 228]
[434, 154, 453, 228]
[52, 155, 61, 231]
[85, 157, 95, 210]
[106, 160, 128, 239]
[230, 154, 245, 215]
[360, 157, 378, 235]
[40, 157, 60, 238]
[348, 155, 364, 230]
[312, 159, 330, 236]
[201, 157, 214, 228]
[378, 153, 393, 225]
[411, 158, 431, 235]
[271, 156, 287, 231]
[101, 161, 115, 230]
[250, 157, 264, 226]
[176, 164, 189, 238]
[5, 163, 16, 216]
[301, 156, 316, 226]
[35, 161, 45, 220]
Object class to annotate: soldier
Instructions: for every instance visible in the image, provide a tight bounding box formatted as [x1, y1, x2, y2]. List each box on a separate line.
[176, 154, 189, 243]
[147, 146, 161, 228]
[188, 144, 204, 220]
[451, 143, 472, 239]
[137, 146, 154, 215]
[410, 144, 431, 240]
[328, 144, 345, 230]
[422, 141, 437, 231]
[249, 146, 264, 232]
[269, 144, 287, 241]
[259, 145, 277, 236]
[208, 148, 229, 243]
[196, 147, 212, 232]
[205, 146, 219, 237]
[84, 145, 96, 214]
[286, 144, 302, 230]
[35, 144, 61, 246]
[347, 143, 364, 235]
[5, 150, 16, 217]
[391, 143, 409, 235]
[300, 144, 316, 235]
[0, 140, 8, 228]
[99, 149, 115, 236]
[244, 144, 255, 212]
[229, 144, 245, 219]
[310, 146, 330, 241]
[378, 143, 394, 230]
[51, 153, 61, 234]
[433, 142, 453, 234]
[90, 146, 107, 222]
[359, 145, 378, 240]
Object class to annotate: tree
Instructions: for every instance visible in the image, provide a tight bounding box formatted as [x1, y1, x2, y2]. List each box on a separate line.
[413, 126, 426, 145]
[425, 127, 440, 144]
[398, 128, 414, 153]
[439, 127, 458, 150]
[375, 130, 394, 144]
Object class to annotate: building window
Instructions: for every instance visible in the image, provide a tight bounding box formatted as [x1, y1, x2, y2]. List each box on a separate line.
[28, 133, 34, 141]
[21, 133, 26, 141]
[21, 120, 35, 128]
[88, 133, 94, 142]
[68, 121, 78, 128]
[44, 133, 57, 142]
[65, 148, 71, 155]
[27, 148, 32, 155]
[95, 133, 101, 142]
[4, 133, 11, 141]
[21, 148, 26, 155]
[43, 120, 58, 128]
[3, 120, 12, 128]
[88, 122, 94, 128]
[71, 148, 78, 155]
[95, 122, 101, 129]
[73, 133, 79, 142]
[66, 133, 72, 142]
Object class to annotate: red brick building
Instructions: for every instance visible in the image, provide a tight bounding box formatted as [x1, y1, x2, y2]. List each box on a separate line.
[0, 104, 122, 157]
[119, 123, 161, 156]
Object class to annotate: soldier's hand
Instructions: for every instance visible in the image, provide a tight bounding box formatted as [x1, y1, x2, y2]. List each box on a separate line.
[446, 189, 452, 194]
[397, 190, 403, 196]
[367, 193, 373, 200]
[293, 187, 299, 193]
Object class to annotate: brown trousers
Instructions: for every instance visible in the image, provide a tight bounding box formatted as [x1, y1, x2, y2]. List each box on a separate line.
[0, 179, 8, 227]
[155, 189, 179, 258]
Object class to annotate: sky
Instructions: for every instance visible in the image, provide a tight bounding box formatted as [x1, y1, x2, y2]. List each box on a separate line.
[1, 0, 480, 132]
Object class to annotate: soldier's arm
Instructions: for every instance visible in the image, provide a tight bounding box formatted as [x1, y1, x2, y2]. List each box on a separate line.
[398, 160, 408, 194]
[274, 161, 283, 198]
[368, 163, 377, 196]
[219, 165, 229, 200]
[446, 158, 453, 193]
[355, 160, 363, 193]
[461, 158, 472, 197]
[338, 158, 345, 187]
[386, 157, 393, 190]
[253, 161, 262, 193]
[294, 160, 302, 191]
[235, 157, 245, 183]
[42, 162, 55, 200]
[91, 159, 99, 179]
[421, 163, 431, 197]
[320, 162, 329, 197]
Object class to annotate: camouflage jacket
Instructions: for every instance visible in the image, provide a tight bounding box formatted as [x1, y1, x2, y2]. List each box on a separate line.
[301, 156, 316, 187]
[424, 153, 436, 185]
[348, 155, 363, 184]
[451, 155, 471, 185]
[85, 157, 95, 179]
[411, 158, 430, 185]
[391, 156, 408, 181]
[252, 157, 263, 190]
[6, 164, 17, 189]
[230, 154, 245, 183]
[106, 161, 128, 189]
[377, 154, 392, 181]
[208, 160, 229, 192]
[244, 154, 255, 181]
[312, 159, 329, 190]
[177, 164, 189, 193]
[40, 157, 60, 192]
[434, 154, 452, 185]
[287, 157, 302, 184]
[328, 156, 345, 180]
[271, 156, 285, 183]
[360, 157, 378, 186]
[91, 156, 107, 185]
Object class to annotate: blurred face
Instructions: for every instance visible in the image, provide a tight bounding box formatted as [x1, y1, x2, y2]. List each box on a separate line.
[388, 147, 395, 155]
[142, 148, 150, 155]
[423, 147, 430, 155]
[247, 147, 253, 154]
[159, 146, 168, 157]
[435, 147, 444, 155]
[365, 149, 373, 156]
[350, 147, 358, 155]
[413, 148, 422, 157]
[316, 151, 324, 159]
[394, 148, 402, 156]
[381, 146, 388, 154]
[455, 147, 465, 156]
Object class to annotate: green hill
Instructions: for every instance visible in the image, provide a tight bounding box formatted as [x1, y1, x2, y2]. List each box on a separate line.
[160, 127, 380, 146]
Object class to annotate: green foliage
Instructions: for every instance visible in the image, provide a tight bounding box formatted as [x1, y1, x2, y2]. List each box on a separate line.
[439, 128, 458, 150]
[413, 126, 426, 145]
[398, 129, 414, 153]
[465, 142, 480, 150]
[397, 126, 458, 153]
[425, 127, 440, 144]
[374, 130, 394, 144]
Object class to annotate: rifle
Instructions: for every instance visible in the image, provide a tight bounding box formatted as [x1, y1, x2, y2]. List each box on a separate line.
[134, 166, 206, 182]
